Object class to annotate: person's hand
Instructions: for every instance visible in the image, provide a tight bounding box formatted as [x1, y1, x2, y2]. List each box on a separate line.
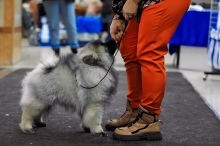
[122, 0, 141, 20]
[110, 20, 125, 42]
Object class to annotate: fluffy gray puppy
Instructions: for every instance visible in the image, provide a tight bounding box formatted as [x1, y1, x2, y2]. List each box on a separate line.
[19, 40, 118, 136]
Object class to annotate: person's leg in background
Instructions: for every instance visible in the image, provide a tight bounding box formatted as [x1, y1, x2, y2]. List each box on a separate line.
[37, 2, 46, 29]
[101, 14, 112, 42]
[22, 6, 32, 38]
[113, 0, 191, 141]
[60, 0, 79, 54]
[43, 1, 60, 56]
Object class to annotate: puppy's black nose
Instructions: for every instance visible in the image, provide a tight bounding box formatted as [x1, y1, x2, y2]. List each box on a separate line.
[103, 39, 118, 56]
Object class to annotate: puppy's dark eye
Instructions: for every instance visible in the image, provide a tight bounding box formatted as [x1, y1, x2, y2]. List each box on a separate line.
[83, 55, 102, 66]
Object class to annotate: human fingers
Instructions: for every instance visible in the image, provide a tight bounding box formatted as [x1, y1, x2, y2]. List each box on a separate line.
[115, 25, 125, 42]
[115, 31, 124, 42]
[123, 12, 135, 21]
[110, 20, 125, 42]
[122, 0, 138, 20]
[127, 14, 135, 20]
[110, 31, 117, 41]
[110, 23, 118, 41]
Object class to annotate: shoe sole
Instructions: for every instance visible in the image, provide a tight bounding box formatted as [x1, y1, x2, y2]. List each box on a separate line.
[112, 132, 162, 141]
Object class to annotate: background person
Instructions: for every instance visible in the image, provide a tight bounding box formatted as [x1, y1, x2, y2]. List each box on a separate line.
[43, 0, 79, 56]
[37, 0, 46, 29]
[22, 0, 32, 38]
[100, 0, 112, 42]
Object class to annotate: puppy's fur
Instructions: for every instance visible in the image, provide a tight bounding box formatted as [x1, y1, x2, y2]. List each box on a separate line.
[19, 40, 118, 136]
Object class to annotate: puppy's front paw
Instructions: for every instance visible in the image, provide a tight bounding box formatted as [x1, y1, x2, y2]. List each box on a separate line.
[83, 127, 91, 133]
[34, 121, 46, 127]
[23, 128, 36, 135]
[93, 132, 108, 137]
[100, 132, 108, 137]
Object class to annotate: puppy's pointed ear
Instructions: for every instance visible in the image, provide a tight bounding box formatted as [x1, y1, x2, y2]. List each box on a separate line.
[83, 55, 102, 66]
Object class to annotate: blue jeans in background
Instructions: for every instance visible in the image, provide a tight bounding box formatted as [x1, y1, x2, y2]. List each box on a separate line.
[101, 14, 112, 42]
[43, 0, 79, 49]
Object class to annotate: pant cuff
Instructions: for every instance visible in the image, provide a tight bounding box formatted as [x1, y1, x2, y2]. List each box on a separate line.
[140, 104, 161, 115]
[128, 100, 140, 109]
[69, 43, 79, 48]
[51, 44, 60, 49]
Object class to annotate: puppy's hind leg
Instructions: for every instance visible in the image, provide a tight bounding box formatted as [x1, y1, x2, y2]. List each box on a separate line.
[33, 106, 51, 128]
[33, 113, 46, 128]
[82, 104, 107, 137]
[19, 106, 38, 134]
[19, 100, 47, 134]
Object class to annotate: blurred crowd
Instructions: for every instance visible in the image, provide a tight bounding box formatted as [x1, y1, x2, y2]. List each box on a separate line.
[22, 0, 211, 46]
[22, 0, 111, 45]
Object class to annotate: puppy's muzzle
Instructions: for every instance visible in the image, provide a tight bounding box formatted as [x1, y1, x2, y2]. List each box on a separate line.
[103, 39, 118, 56]
[91, 39, 118, 57]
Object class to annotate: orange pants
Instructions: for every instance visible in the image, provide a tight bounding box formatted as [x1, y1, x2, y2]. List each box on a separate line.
[120, 0, 191, 114]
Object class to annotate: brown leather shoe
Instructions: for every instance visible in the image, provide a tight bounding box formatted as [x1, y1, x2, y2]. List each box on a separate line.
[105, 101, 138, 131]
[112, 105, 163, 141]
